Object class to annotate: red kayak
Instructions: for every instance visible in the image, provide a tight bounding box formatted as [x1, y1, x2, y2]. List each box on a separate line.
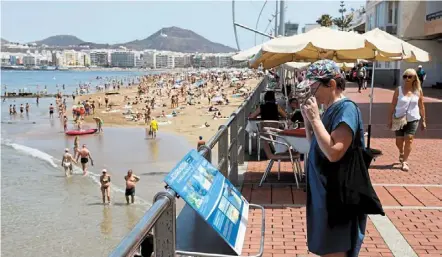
[65, 129, 97, 136]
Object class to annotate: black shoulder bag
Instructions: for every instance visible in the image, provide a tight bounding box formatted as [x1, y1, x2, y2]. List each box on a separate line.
[324, 100, 385, 228]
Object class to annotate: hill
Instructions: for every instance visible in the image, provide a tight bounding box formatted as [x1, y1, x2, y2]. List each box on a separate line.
[1, 38, 9, 44]
[121, 26, 236, 53]
[34, 35, 85, 46]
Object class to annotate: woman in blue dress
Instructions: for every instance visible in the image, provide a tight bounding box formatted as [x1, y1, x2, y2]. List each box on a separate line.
[298, 60, 367, 257]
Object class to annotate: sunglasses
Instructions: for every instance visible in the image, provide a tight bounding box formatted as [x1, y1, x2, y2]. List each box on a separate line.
[403, 75, 414, 79]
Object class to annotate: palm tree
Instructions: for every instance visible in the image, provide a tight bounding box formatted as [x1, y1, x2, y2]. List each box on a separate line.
[316, 14, 334, 27]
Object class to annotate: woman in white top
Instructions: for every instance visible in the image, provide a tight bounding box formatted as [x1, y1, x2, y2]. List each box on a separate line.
[388, 69, 427, 171]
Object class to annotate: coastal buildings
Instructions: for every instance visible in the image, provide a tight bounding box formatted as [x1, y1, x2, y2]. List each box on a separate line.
[90, 51, 109, 67]
[302, 23, 321, 33]
[23, 55, 37, 66]
[110, 51, 135, 68]
[2, 48, 236, 69]
[284, 22, 299, 36]
[365, 0, 442, 87]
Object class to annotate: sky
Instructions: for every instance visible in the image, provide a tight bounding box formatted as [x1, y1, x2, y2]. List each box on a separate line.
[1, 0, 365, 51]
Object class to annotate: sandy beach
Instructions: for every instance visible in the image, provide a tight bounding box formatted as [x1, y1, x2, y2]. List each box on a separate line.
[76, 73, 260, 145]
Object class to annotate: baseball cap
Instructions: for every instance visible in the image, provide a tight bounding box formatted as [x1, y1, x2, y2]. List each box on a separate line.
[294, 60, 342, 101]
[102, 169, 107, 173]
[64, 148, 69, 152]
[418, 65, 422, 68]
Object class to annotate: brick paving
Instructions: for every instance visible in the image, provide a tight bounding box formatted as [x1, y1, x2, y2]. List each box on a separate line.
[240, 84, 442, 256]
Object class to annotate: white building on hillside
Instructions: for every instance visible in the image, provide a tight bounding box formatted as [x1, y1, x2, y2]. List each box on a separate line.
[90, 51, 109, 67]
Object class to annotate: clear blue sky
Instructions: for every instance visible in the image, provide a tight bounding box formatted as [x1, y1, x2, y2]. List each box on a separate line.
[1, 0, 364, 50]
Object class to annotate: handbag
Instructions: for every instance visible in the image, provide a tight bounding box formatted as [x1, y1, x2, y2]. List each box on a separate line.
[322, 100, 385, 227]
[391, 88, 412, 131]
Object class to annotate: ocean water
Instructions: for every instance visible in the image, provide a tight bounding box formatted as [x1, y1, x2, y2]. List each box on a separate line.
[1, 73, 191, 256]
[1, 70, 159, 94]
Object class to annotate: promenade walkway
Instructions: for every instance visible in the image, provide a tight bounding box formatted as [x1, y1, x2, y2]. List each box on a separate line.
[240, 84, 442, 257]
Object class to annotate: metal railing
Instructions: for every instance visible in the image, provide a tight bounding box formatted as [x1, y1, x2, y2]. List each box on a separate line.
[109, 77, 268, 257]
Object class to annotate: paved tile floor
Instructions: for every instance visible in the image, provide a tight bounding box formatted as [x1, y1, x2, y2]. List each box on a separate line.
[240, 84, 442, 257]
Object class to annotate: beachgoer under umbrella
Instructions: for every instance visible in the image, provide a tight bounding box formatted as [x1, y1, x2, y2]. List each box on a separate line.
[100, 169, 111, 205]
[124, 169, 140, 204]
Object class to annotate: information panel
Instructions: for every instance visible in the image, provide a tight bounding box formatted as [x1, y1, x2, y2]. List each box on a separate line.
[164, 149, 249, 255]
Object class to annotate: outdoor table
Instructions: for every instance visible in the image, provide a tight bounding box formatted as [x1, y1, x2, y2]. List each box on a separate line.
[275, 128, 309, 154]
[275, 128, 310, 173]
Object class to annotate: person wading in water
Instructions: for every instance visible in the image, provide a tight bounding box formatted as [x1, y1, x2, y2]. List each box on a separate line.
[124, 169, 140, 204]
[76, 144, 94, 176]
[61, 148, 77, 177]
[100, 169, 111, 205]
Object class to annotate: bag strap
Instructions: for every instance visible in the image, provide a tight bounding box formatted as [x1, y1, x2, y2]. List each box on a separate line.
[342, 99, 363, 149]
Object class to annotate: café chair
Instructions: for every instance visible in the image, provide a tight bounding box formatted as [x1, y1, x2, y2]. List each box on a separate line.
[256, 120, 286, 161]
[258, 127, 302, 188]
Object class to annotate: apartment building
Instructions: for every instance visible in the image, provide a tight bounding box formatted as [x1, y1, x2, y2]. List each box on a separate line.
[155, 54, 168, 69]
[285, 22, 299, 36]
[142, 51, 156, 69]
[90, 51, 109, 67]
[218, 54, 233, 67]
[167, 55, 175, 69]
[365, 0, 442, 87]
[110, 51, 135, 68]
[23, 55, 37, 66]
[302, 23, 321, 33]
[63, 50, 77, 66]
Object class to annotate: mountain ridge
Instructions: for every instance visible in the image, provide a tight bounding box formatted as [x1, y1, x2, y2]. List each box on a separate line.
[26, 27, 236, 53]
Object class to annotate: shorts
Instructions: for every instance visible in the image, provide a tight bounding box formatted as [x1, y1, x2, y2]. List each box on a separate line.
[49, 110, 54, 114]
[63, 162, 72, 170]
[80, 157, 88, 164]
[395, 120, 419, 137]
[125, 187, 135, 196]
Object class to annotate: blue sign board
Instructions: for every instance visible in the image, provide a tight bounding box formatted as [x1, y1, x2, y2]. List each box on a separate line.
[164, 150, 249, 255]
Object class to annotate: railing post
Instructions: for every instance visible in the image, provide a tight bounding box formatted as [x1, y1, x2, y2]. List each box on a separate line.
[229, 113, 238, 185]
[198, 144, 212, 163]
[218, 125, 229, 177]
[237, 107, 245, 165]
[153, 189, 176, 257]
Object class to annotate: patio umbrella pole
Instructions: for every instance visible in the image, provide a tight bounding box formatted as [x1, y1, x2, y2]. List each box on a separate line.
[367, 60, 382, 156]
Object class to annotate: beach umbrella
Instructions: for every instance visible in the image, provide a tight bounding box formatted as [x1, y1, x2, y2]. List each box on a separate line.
[232, 44, 265, 61]
[249, 27, 403, 69]
[363, 28, 430, 62]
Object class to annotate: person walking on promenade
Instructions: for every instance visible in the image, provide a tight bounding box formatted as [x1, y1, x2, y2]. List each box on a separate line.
[356, 63, 367, 93]
[416, 65, 427, 87]
[388, 68, 426, 171]
[298, 60, 383, 257]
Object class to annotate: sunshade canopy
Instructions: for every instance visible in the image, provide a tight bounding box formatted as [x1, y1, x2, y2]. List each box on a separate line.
[250, 27, 405, 69]
[363, 28, 430, 62]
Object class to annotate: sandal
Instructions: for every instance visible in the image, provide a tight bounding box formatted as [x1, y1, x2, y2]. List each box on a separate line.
[399, 153, 404, 163]
[401, 162, 409, 171]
